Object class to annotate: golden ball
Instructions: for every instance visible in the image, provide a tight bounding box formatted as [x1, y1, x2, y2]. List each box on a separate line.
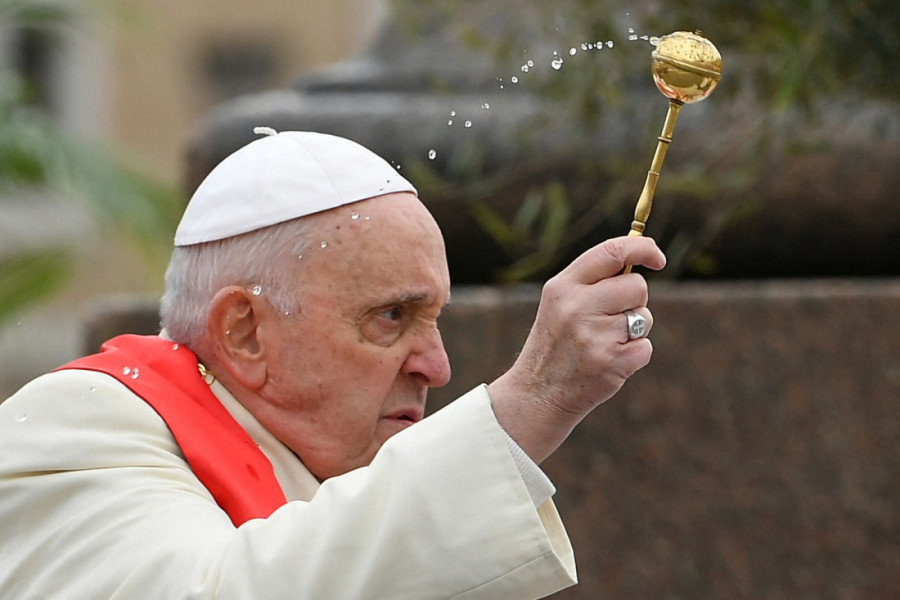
[652, 31, 722, 104]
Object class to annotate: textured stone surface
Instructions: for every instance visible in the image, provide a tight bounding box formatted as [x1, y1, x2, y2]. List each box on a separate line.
[436, 279, 900, 599]
[81, 279, 900, 598]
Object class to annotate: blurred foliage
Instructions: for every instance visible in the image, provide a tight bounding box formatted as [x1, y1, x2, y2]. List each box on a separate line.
[0, 0, 182, 326]
[392, 0, 899, 281]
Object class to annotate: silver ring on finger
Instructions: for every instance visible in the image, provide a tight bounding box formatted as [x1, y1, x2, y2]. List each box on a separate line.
[624, 311, 648, 340]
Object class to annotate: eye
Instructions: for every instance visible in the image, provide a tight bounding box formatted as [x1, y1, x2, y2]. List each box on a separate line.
[360, 305, 409, 346]
[379, 306, 403, 322]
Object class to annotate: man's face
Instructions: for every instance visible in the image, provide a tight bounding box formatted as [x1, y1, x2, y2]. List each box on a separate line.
[251, 192, 452, 480]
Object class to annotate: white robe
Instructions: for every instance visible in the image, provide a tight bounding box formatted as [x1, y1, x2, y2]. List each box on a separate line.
[0, 369, 576, 599]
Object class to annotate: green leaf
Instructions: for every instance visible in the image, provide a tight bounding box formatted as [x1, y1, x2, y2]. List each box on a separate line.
[0, 249, 70, 325]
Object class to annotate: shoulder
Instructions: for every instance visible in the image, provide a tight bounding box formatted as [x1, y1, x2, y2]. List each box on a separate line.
[0, 369, 183, 471]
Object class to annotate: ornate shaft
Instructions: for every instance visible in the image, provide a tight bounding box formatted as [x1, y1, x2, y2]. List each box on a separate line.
[623, 99, 682, 273]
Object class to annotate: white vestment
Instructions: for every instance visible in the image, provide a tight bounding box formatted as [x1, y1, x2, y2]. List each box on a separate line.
[0, 369, 576, 599]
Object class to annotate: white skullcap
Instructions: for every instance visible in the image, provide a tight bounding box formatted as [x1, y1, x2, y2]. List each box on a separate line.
[174, 130, 417, 246]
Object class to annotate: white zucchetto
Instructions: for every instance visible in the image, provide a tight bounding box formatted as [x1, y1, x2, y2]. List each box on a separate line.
[174, 130, 417, 246]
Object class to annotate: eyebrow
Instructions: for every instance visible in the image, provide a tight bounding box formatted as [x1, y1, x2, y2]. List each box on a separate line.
[382, 291, 451, 308]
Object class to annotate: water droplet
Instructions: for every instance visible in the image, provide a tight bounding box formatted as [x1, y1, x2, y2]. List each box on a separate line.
[225, 330, 231, 336]
[650, 36, 660, 46]
[511, 76, 519, 84]
[90, 384, 97, 392]
[607, 40, 614, 48]
[569, 47, 577, 56]
[628, 27, 635, 34]
[351, 212, 360, 220]
[122, 367, 131, 376]
[172, 343, 179, 351]
[628, 33, 638, 41]
[464, 120, 472, 128]
[520, 64, 530, 73]
[551, 58, 564, 70]
[16, 413, 27, 423]
[428, 149, 437, 160]
[252, 285, 263, 296]
[450, 110, 456, 117]
[641, 35, 649, 41]
[581, 43, 590, 51]
[447, 119, 454, 126]
[481, 102, 490, 110]
[364, 216, 370, 221]
[527, 60, 534, 67]
[320, 241, 328, 249]
[130, 368, 140, 380]
[297, 254, 303, 260]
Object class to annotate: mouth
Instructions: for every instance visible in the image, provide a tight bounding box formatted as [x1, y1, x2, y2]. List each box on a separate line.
[383, 407, 424, 428]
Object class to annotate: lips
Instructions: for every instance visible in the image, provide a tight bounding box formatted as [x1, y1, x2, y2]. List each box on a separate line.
[383, 406, 424, 425]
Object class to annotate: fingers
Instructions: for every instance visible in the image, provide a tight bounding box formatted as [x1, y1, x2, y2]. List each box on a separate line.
[563, 236, 666, 285]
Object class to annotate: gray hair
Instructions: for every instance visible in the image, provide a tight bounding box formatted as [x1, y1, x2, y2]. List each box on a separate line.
[160, 217, 316, 347]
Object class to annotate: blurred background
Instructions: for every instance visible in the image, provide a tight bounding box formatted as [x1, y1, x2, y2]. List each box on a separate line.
[1, 1, 898, 597]
[1, 0, 388, 392]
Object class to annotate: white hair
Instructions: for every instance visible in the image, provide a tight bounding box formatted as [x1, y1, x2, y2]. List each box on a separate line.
[160, 217, 316, 347]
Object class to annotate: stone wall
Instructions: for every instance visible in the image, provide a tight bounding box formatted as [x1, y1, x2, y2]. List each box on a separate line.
[435, 279, 900, 599]
[82, 278, 900, 598]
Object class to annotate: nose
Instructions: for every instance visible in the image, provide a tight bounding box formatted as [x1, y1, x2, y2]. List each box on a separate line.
[403, 326, 451, 387]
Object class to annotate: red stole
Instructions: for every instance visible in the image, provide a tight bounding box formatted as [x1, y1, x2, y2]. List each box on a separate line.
[56, 334, 287, 526]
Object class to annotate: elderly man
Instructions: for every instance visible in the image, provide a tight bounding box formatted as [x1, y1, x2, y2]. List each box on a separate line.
[0, 131, 665, 599]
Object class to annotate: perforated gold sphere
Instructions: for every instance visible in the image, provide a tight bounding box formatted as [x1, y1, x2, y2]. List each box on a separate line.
[652, 31, 722, 104]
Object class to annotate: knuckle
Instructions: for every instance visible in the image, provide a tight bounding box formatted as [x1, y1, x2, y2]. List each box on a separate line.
[600, 237, 627, 264]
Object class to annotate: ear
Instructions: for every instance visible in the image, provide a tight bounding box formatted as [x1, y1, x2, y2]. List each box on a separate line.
[205, 286, 269, 390]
